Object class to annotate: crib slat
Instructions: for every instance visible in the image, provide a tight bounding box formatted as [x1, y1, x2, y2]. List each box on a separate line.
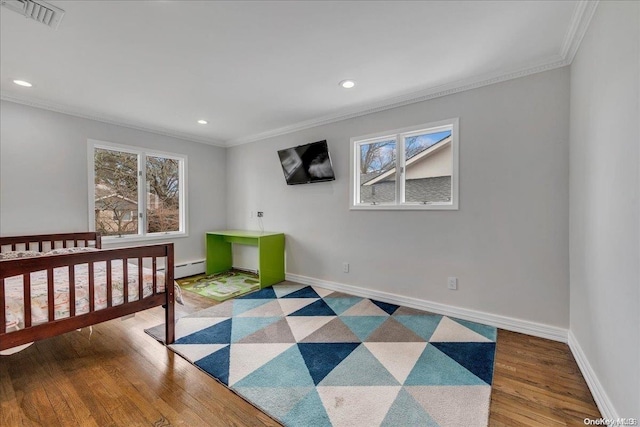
[47, 268, 54, 322]
[152, 257, 157, 295]
[38, 241, 43, 252]
[0, 278, 6, 334]
[88, 262, 95, 312]
[24, 274, 32, 328]
[138, 257, 143, 301]
[69, 265, 76, 317]
[123, 259, 128, 304]
[106, 260, 112, 307]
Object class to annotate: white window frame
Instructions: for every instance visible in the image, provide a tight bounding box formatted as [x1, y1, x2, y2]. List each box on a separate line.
[350, 118, 459, 210]
[88, 139, 188, 242]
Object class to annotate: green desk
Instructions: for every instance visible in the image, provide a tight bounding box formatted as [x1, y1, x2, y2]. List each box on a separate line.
[205, 230, 285, 288]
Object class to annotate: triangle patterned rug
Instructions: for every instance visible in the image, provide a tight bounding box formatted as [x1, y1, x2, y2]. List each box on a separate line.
[148, 283, 497, 427]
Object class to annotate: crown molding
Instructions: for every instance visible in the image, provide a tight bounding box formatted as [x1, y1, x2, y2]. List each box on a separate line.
[0, 93, 226, 147]
[226, 0, 599, 147]
[1, 1, 598, 149]
[561, 0, 599, 63]
[226, 56, 569, 146]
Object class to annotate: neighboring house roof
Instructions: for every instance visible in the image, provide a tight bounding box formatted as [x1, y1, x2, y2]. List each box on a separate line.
[359, 176, 452, 204]
[360, 170, 386, 183]
[362, 135, 452, 186]
[95, 194, 138, 206]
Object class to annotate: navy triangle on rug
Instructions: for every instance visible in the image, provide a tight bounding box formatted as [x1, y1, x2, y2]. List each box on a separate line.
[146, 283, 497, 427]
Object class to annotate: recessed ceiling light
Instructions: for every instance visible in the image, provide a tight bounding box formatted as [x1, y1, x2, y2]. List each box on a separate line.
[13, 79, 33, 87]
[339, 80, 356, 89]
[197, 119, 208, 125]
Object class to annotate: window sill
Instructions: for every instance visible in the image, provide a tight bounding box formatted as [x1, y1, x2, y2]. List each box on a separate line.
[350, 204, 458, 211]
[101, 232, 189, 245]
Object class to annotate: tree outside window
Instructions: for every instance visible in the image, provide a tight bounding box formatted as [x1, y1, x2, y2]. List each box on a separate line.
[91, 143, 186, 238]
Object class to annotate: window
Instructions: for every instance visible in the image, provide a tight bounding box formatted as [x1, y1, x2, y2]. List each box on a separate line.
[350, 118, 458, 210]
[88, 140, 187, 240]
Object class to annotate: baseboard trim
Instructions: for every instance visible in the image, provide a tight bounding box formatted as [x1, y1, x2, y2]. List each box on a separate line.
[285, 273, 568, 343]
[568, 330, 618, 419]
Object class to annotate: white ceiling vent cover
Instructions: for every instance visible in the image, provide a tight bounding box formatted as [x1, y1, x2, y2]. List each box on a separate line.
[1, 0, 65, 29]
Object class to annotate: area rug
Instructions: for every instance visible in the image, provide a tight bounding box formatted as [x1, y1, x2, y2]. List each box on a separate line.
[177, 270, 260, 301]
[147, 283, 497, 426]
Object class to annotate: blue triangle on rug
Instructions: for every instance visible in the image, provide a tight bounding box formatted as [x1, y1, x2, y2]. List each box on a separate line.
[371, 299, 400, 315]
[281, 388, 332, 427]
[236, 287, 277, 299]
[404, 344, 487, 386]
[231, 298, 273, 316]
[430, 342, 496, 385]
[175, 318, 232, 344]
[340, 316, 388, 341]
[289, 299, 337, 316]
[381, 388, 439, 426]
[195, 345, 230, 385]
[324, 297, 363, 315]
[233, 345, 315, 388]
[230, 317, 281, 343]
[282, 286, 321, 299]
[319, 344, 400, 386]
[394, 314, 442, 341]
[297, 342, 360, 385]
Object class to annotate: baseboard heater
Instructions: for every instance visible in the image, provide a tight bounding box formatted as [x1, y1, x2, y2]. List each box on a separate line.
[159, 259, 206, 279]
[160, 260, 259, 279]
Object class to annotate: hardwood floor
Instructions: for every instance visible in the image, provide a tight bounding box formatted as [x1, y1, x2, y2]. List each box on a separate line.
[1, 287, 600, 426]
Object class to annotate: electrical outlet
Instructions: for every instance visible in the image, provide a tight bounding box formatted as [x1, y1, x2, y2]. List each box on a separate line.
[257, 211, 264, 218]
[343, 262, 350, 273]
[447, 277, 458, 290]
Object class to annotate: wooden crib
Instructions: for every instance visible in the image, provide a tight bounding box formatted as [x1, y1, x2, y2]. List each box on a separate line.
[0, 232, 174, 351]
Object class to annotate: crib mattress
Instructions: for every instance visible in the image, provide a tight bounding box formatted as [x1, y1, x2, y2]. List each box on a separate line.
[4, 261, 165, 332]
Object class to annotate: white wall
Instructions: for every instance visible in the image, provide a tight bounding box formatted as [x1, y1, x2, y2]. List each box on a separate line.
[569, 1, 640, 418]
[0, 100, 227, 264]
[227, 67, 571, 328]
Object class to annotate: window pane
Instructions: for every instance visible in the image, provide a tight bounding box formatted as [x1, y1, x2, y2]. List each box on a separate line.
[359, 139, 396, 204]
[94, 148, 139, 236]
[404, 130, 452, 204]
[146, 156, 180, 233]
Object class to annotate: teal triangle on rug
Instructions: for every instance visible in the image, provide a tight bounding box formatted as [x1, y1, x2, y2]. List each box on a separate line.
[148, 283, 497, 427]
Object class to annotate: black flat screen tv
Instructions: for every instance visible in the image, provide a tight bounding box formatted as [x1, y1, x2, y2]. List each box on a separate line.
[277, 140, 335, 185]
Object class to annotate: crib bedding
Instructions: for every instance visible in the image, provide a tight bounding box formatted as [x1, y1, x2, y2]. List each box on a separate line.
[4, 260, 165, 332]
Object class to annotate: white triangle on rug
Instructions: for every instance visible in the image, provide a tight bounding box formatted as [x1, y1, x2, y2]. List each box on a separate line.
[341, 299, 389, 316]
[311, 286, 334, 298]
[285, 316, 335, 342]
[175, 317, 230, 339]
[429, 317, 492, 342]
[169, 344, 228, 363]
[236, 300, 285, 317]
[278, 298, 319, 315]
[364, 342, 427, 384]
[273, 283, 307, 298]
[317, 386, 401, 427]
[405, 385, 491, 427]
[228, 343, 295, 386]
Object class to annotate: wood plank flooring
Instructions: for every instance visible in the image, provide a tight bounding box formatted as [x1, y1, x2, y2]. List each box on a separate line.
[1, 286, 601, 426]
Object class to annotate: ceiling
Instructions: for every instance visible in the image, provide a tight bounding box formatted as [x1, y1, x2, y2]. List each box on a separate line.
[0, 1, 596, 147]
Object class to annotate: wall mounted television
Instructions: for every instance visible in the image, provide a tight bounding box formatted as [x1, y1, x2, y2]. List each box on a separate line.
[277, 140, 336, 185]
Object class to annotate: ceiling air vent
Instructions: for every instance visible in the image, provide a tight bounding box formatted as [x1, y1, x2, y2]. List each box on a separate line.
[1, 0, 65, 29]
